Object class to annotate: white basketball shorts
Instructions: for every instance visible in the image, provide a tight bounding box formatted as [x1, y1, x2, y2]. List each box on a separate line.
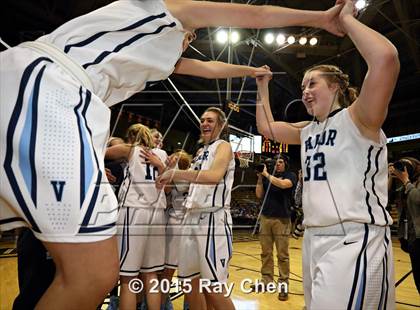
[0, 46, 118, 242]
[178, 207, 233, 284]
[118, 207, 166, 276]
[302, 222, 394, 309]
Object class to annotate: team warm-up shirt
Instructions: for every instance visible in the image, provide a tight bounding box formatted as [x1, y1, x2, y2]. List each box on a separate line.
[300, 108, 392, 227]
[185, 140, 235, 209]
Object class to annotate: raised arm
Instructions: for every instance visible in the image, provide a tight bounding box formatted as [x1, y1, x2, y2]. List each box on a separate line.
[341, 1, 400, 135]
[105, 144, 132, 161]
[174, 58, 270, 79]
[165, 0, 346, 36]
[262, 170, 294, 190]
[256, 73, 304, 145]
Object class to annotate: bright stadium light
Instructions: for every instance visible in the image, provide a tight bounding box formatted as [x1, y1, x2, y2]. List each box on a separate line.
[309, 37, 318, 46]
[287, 35, 296, 44]
[276, 33, 286, 45]
[230, 31, 240, 43]
[355, 0, 367, 10]
[264, 33, 275, 45]
[216, 30, 228, 44]
[299, 36, 307, 45]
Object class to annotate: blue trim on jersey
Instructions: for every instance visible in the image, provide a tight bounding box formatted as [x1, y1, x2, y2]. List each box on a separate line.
[4, 57, 52, 233]
[209, 213, 217, 270]
[74, 88, 86, 205]
[347, 224, 369, 310]
[204, 213, 218, 281]
[222, 172, 227, 207]
[18, 65, 46, 207]
[79, 171, 102, 229]
[379, 251, 386, 310]
[19, 89, 35, 199]
[28, 65, 45, 205]
[74, 88, 94, 206]
[224, 211, 232, 260]
[78, 221, 116, 233]
[118, 169, 131, 210]
[212, 183, 218, 207]
[74, 88, 105, 233]
[64, 13, 167, 53]
[355, 241, 368, 309]
[78, 89, 105, 230]
[371, 147, 389, 225]
[382, 231, 390, 310]
[82, 21, 177, 69]
[81, 90, 95, 200]
[363, 146, 375, 224]
[119, 207, 130, 269]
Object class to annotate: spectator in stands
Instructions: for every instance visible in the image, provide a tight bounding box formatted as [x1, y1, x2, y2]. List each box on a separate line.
[254, 155, 297, 301]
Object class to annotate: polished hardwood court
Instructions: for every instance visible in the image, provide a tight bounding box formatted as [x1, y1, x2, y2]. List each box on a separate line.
[1, 232, 419, 309]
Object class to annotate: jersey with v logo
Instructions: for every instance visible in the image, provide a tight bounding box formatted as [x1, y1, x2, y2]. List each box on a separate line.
[51, 181, 66, 202]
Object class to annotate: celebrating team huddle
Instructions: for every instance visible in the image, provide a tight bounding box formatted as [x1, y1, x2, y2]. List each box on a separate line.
[0, 0, 406, 309]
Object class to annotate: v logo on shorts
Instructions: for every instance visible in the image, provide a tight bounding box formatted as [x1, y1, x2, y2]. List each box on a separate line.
[220, 258, 226, 267]
[51, 181, 66, 201]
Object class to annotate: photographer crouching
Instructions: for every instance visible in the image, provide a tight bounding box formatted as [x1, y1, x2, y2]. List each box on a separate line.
[389, 157, 420, 294]
[254, 155, 297, 301]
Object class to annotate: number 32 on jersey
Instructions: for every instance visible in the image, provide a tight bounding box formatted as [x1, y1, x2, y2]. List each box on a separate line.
[304, 152, 327, 181]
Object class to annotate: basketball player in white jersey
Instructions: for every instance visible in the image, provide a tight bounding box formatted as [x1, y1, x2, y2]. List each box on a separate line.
[160, 150, 192, 309]
[255, 1, 400, 308]
[1, 0, 350, 307]
[105, 123, 167, 310]
[157, 107, 235, 310]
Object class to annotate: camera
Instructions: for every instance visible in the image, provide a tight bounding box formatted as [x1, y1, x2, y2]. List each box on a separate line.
[253, 158, 276, 173]
[255, 163, 265, 173]
[393, 159, 414, 179]
[393, 160, 405, 172]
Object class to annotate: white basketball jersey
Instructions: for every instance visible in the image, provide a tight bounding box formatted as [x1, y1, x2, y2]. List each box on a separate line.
[38, 0, 185, 106]
[300, 108, 392, 227]
[185, 140, 235, 209]
[118, 146, 167, 209]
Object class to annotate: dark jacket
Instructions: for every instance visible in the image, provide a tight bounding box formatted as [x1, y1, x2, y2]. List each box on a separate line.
[261, 171, 297, 218]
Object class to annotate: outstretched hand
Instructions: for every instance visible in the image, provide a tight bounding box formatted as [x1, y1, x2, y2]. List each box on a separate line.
[255, 65, 272, 85]
[250, 65, 272, 78]
[140, 149, 163, 167]
[156, 169, 176, 190]
[166, 154, 179, 169]
[338, 0, 358, 25]
[322, 0, 357, 37]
